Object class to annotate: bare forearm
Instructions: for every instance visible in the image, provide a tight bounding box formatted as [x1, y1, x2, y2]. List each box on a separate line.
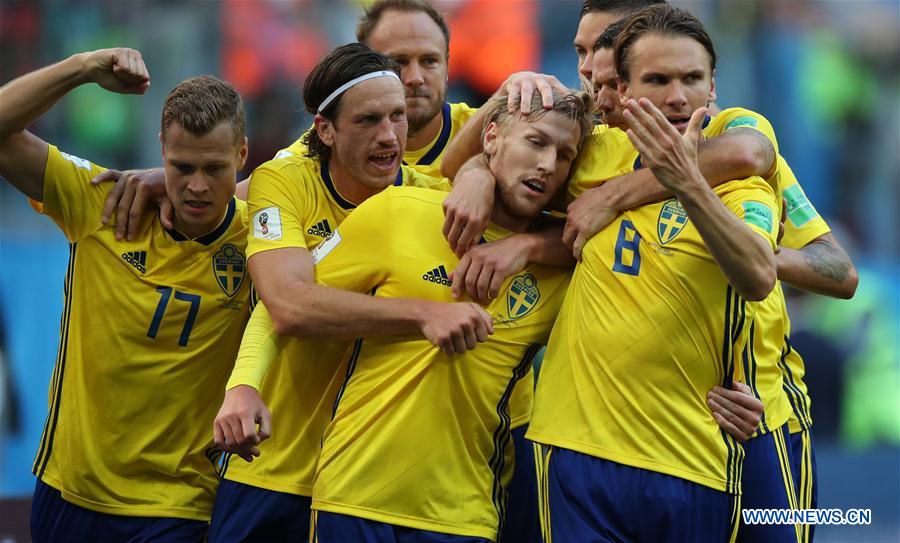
[0, 54, 88, 139]
[604, 131, 775, 214]
[677, 182, 776, 301]
[776, 234, 858, 299]
[264, 281, 424, 339]
[527, 222, 576, 268]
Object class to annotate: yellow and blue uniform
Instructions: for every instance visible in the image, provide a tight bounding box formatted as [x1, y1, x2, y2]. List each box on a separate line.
[704, 110, 806, 543]
[529, 152, 778, 542]
[208, 155, 448, 542]
[777, 159, 832, 543]
[309, 186, 571, 543]
[30, 145, 251, 541]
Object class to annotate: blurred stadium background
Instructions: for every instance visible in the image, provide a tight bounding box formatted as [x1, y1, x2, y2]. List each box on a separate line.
[0, 0, 897, 541]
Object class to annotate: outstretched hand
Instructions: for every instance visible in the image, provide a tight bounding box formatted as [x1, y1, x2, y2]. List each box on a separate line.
[623, 98, 706, 194]
[83, 48, 150, 95]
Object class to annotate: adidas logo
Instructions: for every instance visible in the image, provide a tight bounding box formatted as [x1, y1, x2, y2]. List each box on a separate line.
[422, 265, 452, 287]
[122, 251, 147, 274]
[307, 219, 333, 238]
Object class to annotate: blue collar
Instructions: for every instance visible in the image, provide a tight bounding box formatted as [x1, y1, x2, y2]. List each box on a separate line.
[414, 102, 452, 166]
[166, 197, 237, 245]
[321, 160, 404, 209]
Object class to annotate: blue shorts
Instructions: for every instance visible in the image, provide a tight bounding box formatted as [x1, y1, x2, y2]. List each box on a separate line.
[498, 425, 540, 543]
[312, 511, 491, 543]
[539, 446, 739, 543]
[208, 478, 311, 543]
[737, 424, 800, 543]
[30, 479, 207, 543]
[788, 429, 818, 543]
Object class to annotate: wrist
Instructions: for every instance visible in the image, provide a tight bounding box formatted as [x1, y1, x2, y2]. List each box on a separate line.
[67, 52, 94, 86]
[672, 173, 712, 206]
[598, 181, 625, 213]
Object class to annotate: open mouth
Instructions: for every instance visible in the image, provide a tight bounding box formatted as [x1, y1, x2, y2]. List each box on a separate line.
[667, 115, 690, 132]
[522, 178, 546, 194]
[184, 200, 211, 212]
[369, 151, 399, 171]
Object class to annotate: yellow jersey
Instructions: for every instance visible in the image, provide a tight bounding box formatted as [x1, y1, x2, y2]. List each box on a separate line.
[777, 159, 831, 433]
[224, 156, 449, 496]
[528, 176, 779, 495]
[567, 124, 637, 200]
[32, 145, 251, 520]
[310, 186, 571, 541]
[704, 108, 795, 436]
[275, 101, 478, 180]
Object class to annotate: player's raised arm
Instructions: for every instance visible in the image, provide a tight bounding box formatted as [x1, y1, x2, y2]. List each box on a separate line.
[624, 98, 776, 301]
[0, 48, 149, 201]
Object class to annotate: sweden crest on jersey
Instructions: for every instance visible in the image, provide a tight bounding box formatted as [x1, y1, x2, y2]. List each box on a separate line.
[657, 199, 689, 245]
[507, 273, 540, 319]
[213, 243, 246, 296]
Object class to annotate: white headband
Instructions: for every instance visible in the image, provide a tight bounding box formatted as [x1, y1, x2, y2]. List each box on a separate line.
[317, 70, 401, 114]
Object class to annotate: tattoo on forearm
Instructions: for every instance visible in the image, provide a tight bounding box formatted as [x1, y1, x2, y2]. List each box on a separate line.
[801, 240, 851, 284]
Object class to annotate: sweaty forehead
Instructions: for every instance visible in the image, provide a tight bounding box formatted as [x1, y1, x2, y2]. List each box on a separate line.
[338, 76, 405, 114]
[515, 112, 580, 151]
[630, 34, 712, 76]
[574, 11, 617, 48]
[368, 10, 447, 55]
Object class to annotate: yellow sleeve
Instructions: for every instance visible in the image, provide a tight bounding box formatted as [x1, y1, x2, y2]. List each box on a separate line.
[778, 158, 831, 249]
[451, 101, 478, 126]
[311, 189, 393, 293]
[705, 107, 779, 155]
[567, 126, 637, 200]
[226, 301, 282, 391]
[273, 123, 314, 159]
[246, 159, 313, 260]
[37, 145, 113, 242]
[715, 176, 779, 251]
[404, 167, 452, 192]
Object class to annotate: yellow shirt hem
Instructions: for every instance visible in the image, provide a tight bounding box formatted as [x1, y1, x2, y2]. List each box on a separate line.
[39, 475, 212, 522]
[224, 471, 312, 497]
[525, 431, 739, 495]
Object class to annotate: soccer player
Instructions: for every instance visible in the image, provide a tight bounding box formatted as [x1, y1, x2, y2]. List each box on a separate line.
[526, 7, 781, 541]
[0, 49, 251, 541]
[573, 0, 666, 83]
[207, 43, 494, 542]
[305, 89, 592, 543]
[590, 19, 629, 130]
[578, 9, 856, 542]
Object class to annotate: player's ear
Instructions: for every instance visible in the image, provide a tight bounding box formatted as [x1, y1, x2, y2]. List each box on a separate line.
[315, 115, 335, 147]
[616, 76, 629, 106]
[159, 131, 166, 160]
[708, 76, 717, 103]
[482, 122, 499, 157]
[237, 137, 249, 170]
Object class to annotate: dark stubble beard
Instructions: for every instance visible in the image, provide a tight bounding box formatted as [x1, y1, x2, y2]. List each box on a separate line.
[406, 92, 444, 139]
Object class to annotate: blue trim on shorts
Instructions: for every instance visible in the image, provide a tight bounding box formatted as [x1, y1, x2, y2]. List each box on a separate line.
[498, 425, 540, 543]
[737, 425, 799, 543]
